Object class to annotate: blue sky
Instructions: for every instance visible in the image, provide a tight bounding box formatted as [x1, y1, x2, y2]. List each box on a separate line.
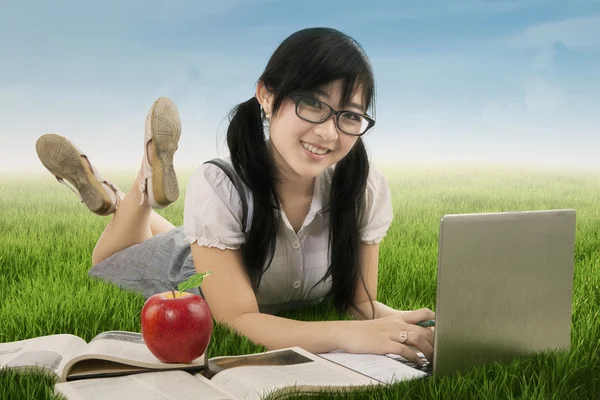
[2, 0, 600, 173]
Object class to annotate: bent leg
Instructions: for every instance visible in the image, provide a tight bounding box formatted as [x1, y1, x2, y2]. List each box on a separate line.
[92, 159, 177, 265]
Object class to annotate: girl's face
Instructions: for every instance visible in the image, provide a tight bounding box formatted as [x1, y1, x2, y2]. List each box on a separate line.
[260, 79, 366, 180]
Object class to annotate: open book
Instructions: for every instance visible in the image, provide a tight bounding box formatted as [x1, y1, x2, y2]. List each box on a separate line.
[53, 347, 429, 400]
[0, 331, 206, 382]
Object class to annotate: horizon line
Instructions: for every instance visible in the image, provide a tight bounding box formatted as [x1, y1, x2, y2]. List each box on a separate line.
[3, 160, 600, 178]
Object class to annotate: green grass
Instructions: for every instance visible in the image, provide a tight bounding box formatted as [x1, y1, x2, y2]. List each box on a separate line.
[1, 164, 600, 399]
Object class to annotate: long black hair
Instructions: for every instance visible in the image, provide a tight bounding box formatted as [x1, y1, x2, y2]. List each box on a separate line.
[226, 27, 376, 317]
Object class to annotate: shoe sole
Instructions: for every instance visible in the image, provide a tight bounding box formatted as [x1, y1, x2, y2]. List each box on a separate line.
[35, 134, 115, 215]
[148, 97, 181, 207]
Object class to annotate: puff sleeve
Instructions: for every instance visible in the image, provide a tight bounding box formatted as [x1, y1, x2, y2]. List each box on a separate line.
[358, 164, 394, 244]
[183, 163, 246, 250]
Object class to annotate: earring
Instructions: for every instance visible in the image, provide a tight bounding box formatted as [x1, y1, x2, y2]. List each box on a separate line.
[263, 115, 271, 140]
[260, 104, 270, 122]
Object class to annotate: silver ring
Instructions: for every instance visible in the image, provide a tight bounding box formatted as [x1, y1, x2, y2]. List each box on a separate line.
[399, 330, 409, 344]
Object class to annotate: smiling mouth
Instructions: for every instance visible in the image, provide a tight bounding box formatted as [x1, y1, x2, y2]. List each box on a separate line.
[301, 141, 331, 155]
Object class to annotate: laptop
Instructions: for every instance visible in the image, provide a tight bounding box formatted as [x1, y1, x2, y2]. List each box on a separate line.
[391, 209, 577, 377]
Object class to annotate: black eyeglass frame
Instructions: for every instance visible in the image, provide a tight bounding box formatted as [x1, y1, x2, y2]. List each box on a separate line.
[289, 93, 375, 136]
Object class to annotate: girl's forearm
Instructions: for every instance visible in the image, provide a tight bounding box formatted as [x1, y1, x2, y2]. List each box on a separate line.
[348, 300, 402, 320]
[232, 312, 352, 354]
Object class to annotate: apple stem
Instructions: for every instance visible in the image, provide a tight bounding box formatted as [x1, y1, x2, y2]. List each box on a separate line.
[172, 290, 176, 298]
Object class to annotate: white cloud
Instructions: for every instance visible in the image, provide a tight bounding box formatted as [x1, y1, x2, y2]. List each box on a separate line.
[498, 15, 600, 49]
[523, 76, 567, 117]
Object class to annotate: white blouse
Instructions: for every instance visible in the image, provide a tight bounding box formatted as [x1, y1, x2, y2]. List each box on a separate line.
[183, 158, 393, 314]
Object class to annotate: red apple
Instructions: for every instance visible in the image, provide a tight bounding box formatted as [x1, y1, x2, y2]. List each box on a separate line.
[141, 290, 213, 363]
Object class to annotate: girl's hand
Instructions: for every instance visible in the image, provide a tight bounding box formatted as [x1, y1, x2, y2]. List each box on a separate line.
[338, 308, 435, 365]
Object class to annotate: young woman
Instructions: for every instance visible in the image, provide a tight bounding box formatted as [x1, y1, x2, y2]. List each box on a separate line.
[36, 27, 435, 366]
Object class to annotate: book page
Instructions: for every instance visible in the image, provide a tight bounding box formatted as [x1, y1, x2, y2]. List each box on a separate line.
[54, 370, 236, 400]
[209, 347, 378, 400]
[65, 331, 206, 376]
[317, 351, 427, 383]
[0, 334, 87, 377]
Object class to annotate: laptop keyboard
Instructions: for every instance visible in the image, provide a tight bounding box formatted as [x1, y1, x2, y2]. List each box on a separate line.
[386, 353, 433, 374]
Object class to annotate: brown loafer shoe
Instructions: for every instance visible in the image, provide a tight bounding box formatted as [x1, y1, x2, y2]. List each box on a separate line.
[139, 97, 182, 209]
[35, 133, 122, 216]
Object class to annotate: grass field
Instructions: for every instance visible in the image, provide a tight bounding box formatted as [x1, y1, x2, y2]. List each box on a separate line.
[1, 164, 599, 399]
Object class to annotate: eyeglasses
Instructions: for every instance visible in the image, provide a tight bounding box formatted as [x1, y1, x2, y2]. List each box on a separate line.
[289, 93, 375, 136]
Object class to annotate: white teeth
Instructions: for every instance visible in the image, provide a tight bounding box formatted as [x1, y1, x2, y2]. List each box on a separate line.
[302, 141, 328, 155]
